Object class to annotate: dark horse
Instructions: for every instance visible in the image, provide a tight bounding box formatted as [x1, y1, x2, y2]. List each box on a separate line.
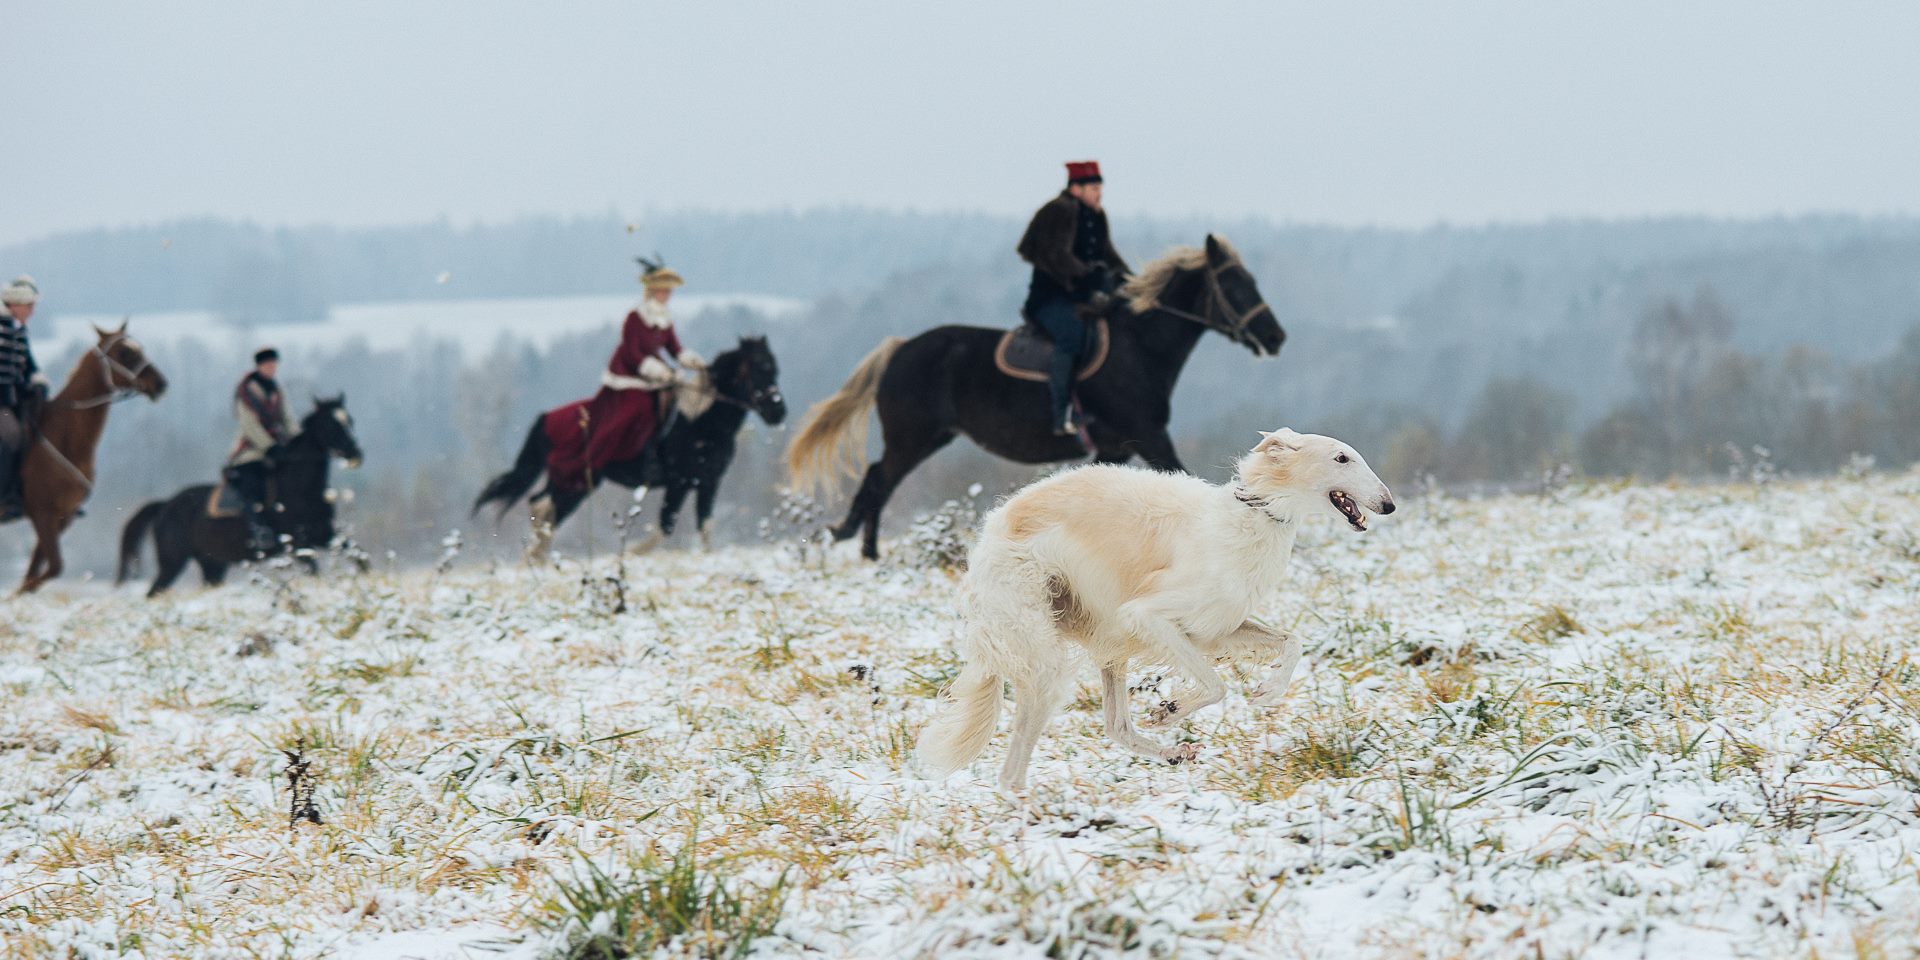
[786, 235, 1285, 559]
[472, 336, 787, 561]
[117, 396, 365, 596]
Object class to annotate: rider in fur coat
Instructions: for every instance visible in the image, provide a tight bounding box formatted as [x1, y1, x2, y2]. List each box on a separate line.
[543, 258, 706, 494]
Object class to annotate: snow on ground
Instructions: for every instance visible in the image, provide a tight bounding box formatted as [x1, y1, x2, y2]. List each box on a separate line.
[5, 473, 1920, 958]
[37, 292, 806, 361]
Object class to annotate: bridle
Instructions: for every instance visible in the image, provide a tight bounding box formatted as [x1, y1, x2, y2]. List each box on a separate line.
[690, 352, 783, 417]
[1143, 256, 1274, 347]
[53, 333, 154, 410]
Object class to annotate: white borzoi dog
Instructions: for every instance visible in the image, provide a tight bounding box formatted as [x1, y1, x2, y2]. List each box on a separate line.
[917, 429, 1394, 790]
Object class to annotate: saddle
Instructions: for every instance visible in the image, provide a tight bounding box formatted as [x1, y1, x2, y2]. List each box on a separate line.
[208, 469, 277, 520]
[993, 318, 1110, 383]
[206, 478, 247, 519]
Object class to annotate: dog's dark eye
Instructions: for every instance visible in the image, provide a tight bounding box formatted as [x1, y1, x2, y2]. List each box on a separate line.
[1335, 454, 1350, 463]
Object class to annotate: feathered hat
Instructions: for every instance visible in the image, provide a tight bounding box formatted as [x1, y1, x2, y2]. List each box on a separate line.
[636, 254, 684, 290]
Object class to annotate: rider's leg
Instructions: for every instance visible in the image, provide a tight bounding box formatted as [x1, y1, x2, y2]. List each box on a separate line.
[1032, 299, 1085, 435]
[0, 407, 22, 513]
[232, 462, 276, 555]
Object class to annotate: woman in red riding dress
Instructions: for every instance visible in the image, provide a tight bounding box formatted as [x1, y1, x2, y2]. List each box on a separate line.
[543, 258, 706, 494]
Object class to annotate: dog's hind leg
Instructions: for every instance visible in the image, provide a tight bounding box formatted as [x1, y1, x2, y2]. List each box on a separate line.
[1100, 664, 1201, 765]
[1118, 597, 1228, 728]
[999, 663, 1074, 792]
[1241, 624, 1304, 706]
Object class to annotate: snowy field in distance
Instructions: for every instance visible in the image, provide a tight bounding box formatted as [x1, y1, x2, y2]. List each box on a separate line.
[4, 473, 1920, 958]
[35, 292, 806, 361]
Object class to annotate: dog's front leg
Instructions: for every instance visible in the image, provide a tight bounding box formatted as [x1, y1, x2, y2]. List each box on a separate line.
[1101, 664, 1201, 765]
[1231, 621, 1303, 706]
[1118, 598, 1227, 728]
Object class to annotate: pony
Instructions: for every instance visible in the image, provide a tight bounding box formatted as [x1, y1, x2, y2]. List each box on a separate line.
[473, 336, 787, 560]
[117, 396, 363, 596]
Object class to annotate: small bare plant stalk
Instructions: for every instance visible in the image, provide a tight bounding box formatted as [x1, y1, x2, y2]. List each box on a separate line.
[283, 738, 322, 827]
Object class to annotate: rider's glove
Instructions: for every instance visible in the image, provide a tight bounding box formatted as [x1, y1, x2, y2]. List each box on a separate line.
[677, 349, 706, 369]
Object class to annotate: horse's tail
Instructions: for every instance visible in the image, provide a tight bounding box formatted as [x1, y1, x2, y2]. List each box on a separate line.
[116, 500, 164, 585]
[472, 416, 550, 520]
[785, 336, 905, 496]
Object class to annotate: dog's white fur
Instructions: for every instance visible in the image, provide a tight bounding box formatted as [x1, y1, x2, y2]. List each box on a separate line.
[917, 428, 1394, 790]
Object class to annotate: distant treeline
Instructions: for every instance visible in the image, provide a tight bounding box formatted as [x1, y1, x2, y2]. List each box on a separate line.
[7, 211, 1920, 578]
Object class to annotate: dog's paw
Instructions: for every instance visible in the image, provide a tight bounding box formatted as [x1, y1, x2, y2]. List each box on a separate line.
[1162, 742, 1202, 765]
[1249, 681, 1287, 706]
[1145, 699, 1180, 727]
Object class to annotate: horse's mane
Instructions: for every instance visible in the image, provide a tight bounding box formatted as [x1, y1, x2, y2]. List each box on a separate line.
[1120, 238, 1240, 315]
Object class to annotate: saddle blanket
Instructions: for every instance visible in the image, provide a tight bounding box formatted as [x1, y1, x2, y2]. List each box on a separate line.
[993, 319, 1110, 383]
[206, 479, 246, 519]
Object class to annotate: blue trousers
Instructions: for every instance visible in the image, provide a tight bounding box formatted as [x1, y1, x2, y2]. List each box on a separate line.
[1028, 298, 1086, 424]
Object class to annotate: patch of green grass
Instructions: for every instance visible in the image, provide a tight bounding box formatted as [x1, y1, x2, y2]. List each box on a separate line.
[536, 844, 787, 960]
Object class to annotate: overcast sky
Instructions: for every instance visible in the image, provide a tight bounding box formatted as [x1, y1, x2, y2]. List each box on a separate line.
[6, 2, 1919, 244]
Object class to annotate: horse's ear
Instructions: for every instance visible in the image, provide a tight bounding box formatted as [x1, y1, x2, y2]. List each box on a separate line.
[335, 392, 345, 406]
[1205, 234, 1225, 262]
[114, 319, 128, 336]
[91, 323, 106, 338]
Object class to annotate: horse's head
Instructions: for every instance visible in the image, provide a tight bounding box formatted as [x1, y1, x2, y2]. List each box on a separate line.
[720, 335, 786, 425]
[1201, 235, 1285, 357]
[1122, 236, 1286, 358]
[92, 322, 168, 399]
[302, 394, 364, 468]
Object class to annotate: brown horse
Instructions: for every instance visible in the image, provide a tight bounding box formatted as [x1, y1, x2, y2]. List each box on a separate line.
[13, 324, 167, 593]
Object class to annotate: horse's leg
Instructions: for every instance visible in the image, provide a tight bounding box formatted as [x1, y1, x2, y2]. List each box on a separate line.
[857, 431, 955, 560]
[1130, 430, 1185, 473]
[149, 530, 193, 597]
[635, 482, 691, 554]
[830, 465, 883, 542]
[20, 513, 65, 593]
[197, 557, 230, 586]
[19, 538, 46, 594]
[527, 489, 588, 565]
[693, 475, 723, 552]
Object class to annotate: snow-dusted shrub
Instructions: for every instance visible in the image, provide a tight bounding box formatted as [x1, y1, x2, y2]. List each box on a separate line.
[902, 483, 986, 571]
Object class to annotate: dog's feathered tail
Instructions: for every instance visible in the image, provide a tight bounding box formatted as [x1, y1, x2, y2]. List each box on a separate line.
[917, 662, 1003, 776]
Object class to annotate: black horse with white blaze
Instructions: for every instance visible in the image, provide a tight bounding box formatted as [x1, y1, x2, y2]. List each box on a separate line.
[473, 336, 787, 558]
[787, 235, 1285, 559]
[117, 396, 365, 596]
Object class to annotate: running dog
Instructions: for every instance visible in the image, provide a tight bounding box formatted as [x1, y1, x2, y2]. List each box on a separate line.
[917, 428, 1394, 790]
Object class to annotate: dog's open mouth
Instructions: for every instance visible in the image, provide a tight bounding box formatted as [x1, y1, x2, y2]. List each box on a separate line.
[1330, 490, 1367, 531]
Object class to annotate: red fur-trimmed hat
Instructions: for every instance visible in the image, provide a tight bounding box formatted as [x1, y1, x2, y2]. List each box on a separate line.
[1065, 160, 1103, 184]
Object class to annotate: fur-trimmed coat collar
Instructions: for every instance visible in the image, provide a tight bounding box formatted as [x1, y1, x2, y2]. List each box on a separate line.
[636, 297, 674, 330]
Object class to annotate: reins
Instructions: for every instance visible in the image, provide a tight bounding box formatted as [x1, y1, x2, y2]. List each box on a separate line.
[682, 355, 782, 417]
[1142, 257, 1272, 346]
[49, 334, 152, 410]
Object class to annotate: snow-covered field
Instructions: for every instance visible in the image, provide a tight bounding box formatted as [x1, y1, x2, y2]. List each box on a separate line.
[6, 473, 1920, 958]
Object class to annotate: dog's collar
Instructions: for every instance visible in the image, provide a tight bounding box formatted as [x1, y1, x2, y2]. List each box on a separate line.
[1233, 486, 1290, 525]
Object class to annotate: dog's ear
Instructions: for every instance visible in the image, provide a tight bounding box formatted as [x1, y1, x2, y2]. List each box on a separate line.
[1254, 429, 1303, 455]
